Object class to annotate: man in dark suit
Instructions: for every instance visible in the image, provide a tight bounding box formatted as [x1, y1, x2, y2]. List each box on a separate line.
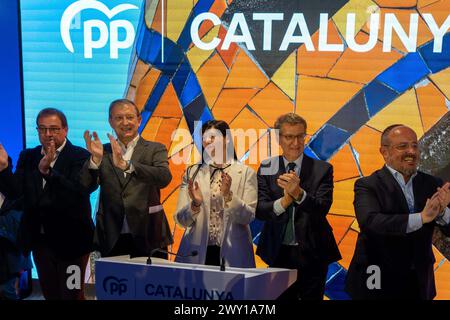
[81, 99, 173, 258]
[345, 124, 450, 300]
[0, 108, 94, 300]
[256, 113, 341, 300]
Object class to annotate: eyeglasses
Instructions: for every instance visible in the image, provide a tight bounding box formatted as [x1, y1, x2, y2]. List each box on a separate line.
[280, 133, 306, 142]
[383, 142, 419, 151]
[112, 114, 138, 122]
[36, 126, 62, 134]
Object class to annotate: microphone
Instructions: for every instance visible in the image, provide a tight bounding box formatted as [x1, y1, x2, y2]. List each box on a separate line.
[220, 257, 226, 271]
[146, 248, 198, 265]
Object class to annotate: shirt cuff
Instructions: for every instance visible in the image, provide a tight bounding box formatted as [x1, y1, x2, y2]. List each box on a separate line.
[273, 198, 286, 216]
[294, 190, 307, 205]
[89, 157, 101, 169]
[406, 212, 423, 233]
[436, 207, 450, 226]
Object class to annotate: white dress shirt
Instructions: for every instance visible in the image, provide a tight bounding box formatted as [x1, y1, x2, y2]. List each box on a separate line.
[386, 165, 450, 233]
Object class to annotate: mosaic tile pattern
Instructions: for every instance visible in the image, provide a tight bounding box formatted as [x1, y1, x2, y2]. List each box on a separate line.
[126, 0, 450, 299]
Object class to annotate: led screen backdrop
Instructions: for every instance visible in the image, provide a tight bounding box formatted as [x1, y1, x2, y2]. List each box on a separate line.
[21, 0, 450, 299]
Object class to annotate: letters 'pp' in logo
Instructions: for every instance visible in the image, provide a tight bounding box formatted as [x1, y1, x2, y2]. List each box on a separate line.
[60, 0, 139, 59]
[103, 276, 128, 295]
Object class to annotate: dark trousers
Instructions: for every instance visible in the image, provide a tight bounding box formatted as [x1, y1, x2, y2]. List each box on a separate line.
[33, 245, 89, 300]
[273, 245, 328, 300]
[205, 245, 221, 266]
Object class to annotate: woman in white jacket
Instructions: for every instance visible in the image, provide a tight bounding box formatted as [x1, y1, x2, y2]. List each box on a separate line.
[173, 120, 257, 268]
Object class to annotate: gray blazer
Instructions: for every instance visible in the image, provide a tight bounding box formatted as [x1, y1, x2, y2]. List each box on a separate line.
[80, 137, 173, 257]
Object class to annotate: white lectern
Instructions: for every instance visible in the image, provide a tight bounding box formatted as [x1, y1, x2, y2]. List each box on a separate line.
[95, 256, 297, 300]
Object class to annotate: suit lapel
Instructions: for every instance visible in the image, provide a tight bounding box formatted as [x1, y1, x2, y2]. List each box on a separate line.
[31, 148, 45, 195]
[51, 140, 71, 175]
[227, 162, 242, 201]
[298, 154, 313, 190]
[379, 166, 410, 213]
[105, 144, 126, 188]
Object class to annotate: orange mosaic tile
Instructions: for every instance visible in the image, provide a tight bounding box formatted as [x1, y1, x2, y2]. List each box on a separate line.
[296, 75, 363, 134]
[349, 125, 384, 176]
[297, 19, 343, 77]
[230, 107, 269, 133]
[134, 68, 161, 112]
[197, 0, 227, 40]
[418, 0, 449, 26]
[430, 67, 450, 100]
[327, 215, 356, 245]
[248, 82, 294, 128]
[151, 82, 183, 118]
[337, 229, 358, 270]
[329, 178, 358, 217]
[154, 118, 182, 150]
[128, 59, 150, 90]
[434, 260, 450, 300]
[212, 88, 259, 124]
[169, 117, 193, 157]
[196, 53, 229, 107]
[161, 149, 189, 202]
[141, 116, 163, 142]
[417, 0, 440, 8]
[224, 50, 269, 89]
[416, 82, 448, 132]
[217, 26, 239, 70]
[367, 89, 424, 138]
[150, 0, 166, 36]
[237, 131, 270, 172]
[373, 0, 417, 7]
[361, 8, 434, 53]
[328, 144, 361, 182]
[328, 31, 402, 84]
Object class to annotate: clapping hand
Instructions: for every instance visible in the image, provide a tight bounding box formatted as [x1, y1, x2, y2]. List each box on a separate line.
[39, 140, 56, 175]
[84, 130, 104, 165]
[108, 133, 128, 170]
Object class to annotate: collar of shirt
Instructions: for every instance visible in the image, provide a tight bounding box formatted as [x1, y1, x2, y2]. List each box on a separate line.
[117, 135, 140, 153]
[117, 135, 140, 161]
[283, 154, 303, 175]
[386, 164, 417, 187]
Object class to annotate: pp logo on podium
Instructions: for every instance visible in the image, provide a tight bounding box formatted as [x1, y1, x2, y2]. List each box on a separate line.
[103, 276, 128, 296]
[60, 0, 139, 59]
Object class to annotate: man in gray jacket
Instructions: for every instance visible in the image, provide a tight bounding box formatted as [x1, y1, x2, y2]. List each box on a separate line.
[81, 99, 173, 258]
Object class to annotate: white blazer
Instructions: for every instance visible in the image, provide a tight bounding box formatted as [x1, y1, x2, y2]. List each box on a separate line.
[173, 162, 257, 268]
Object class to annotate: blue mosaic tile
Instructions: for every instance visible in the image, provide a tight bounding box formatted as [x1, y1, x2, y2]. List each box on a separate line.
[180, 70, 202, 107]
[325, 263, 351, 300]
[308, 124, 351, 161]
[375, 52, 430, 93]
[419, 32, 450, 74]
[328, 91, 369, 134]
[363, 80, 399, 118]
[172, 58, 191, 97]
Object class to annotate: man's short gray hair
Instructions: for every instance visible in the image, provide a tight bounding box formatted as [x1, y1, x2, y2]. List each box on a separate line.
[274, 113, 307, 131]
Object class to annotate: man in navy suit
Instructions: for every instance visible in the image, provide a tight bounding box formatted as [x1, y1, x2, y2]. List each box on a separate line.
[345, 124, 450, 299]
[0, 108, 94, 300]
[256, 113, 341, 300]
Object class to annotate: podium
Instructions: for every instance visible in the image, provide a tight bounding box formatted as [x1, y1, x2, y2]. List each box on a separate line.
[95, 255, 297, 300]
